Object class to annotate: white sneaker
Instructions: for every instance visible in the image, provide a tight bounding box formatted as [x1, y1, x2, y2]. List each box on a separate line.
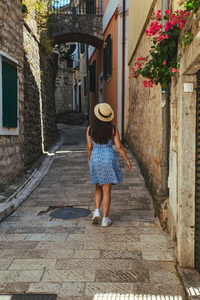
[102, 217, 112, 227]
[92, 210, 100, 224]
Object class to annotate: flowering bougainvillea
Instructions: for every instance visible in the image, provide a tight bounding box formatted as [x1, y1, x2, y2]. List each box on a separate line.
[130, 8, 190, 87]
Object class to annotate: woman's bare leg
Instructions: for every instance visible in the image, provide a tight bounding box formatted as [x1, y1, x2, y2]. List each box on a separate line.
[95, 183, 102, 209]
[102, 183, 112, 217]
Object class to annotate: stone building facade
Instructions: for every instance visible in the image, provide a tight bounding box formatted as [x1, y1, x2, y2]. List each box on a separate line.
[127, 0, 200, 269]
[55, 43, 74, 115]
[0, 0, 25, 186]
[0, 0, 58, 187]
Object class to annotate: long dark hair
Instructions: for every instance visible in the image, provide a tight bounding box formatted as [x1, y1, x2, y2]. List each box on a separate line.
[89, 117, 116, 144]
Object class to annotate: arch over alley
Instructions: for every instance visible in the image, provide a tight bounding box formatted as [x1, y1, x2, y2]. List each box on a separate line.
[48, 13, 103, 48]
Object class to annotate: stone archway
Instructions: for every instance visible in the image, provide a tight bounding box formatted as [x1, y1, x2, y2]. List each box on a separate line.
[49, 14, 103, 48]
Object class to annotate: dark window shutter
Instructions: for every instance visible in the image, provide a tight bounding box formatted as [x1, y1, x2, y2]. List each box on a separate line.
[80, 43, 85, 54]
[67, 59, 73, 68]
[89, 60, 96, 93]
[107, 35, 112, 78]
[72, 6, 77, 14]
[103, 45, 107, 80]
[2, 60, 18, 128]
[84, 75, 87, 96]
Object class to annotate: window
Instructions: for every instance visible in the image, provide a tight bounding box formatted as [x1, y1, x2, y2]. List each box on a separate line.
[103, 34, 112, 80]
[89, 60, 96, 93]
[0, 51, 19, 135]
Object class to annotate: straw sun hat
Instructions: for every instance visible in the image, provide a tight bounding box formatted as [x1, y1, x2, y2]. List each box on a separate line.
[94, 103, 114, 122]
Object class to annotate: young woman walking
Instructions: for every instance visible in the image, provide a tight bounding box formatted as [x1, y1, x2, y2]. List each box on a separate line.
[86, 103, 132, 227]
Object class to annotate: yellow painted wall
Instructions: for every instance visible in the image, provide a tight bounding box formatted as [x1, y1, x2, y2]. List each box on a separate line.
[173, 0, 184, 11]
[128, 0, 153, 64]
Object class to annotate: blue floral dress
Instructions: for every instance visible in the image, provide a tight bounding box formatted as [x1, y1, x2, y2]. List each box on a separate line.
[89, 138, 122, 185]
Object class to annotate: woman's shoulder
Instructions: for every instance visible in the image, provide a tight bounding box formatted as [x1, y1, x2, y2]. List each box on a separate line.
[87, 125, 92, 136]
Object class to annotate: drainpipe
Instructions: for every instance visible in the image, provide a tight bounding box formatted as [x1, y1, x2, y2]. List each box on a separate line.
[121, 0, 125, 141]
[160, 0, 170, 196]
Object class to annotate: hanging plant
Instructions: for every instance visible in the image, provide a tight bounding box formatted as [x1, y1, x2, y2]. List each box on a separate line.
[130, 9, 190, 88]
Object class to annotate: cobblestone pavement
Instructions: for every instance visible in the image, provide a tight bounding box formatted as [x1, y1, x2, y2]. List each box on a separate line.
[0, 125, 187, 300]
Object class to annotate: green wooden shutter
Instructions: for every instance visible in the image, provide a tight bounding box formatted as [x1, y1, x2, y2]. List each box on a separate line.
[103, 45, 107, 80]
[107, 35, 112, 78]
[89, 60, 96, 93]
[2, 60, 18, 128]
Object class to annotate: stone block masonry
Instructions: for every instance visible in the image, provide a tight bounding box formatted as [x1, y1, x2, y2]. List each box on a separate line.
[128, 0, 162, 199]
[0, 0, 25, 185]
[0, 0, 58, 187]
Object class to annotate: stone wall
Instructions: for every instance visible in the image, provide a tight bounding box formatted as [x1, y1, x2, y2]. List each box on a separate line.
[55, 49, 74, 114]
[127, 1, 200, 267]
[40, 54, 58, 151]
[0, 0, 24, 185]
[127, 0, 162, 197]
[0, 1, 58, 187]
[23, 21, 58, 166]
[166, 10, 200, 267]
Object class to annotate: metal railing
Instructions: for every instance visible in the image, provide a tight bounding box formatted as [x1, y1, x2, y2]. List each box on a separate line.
[48, 0, 103, 15]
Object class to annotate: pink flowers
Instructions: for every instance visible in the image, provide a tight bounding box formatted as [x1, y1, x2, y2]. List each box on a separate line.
[142, 79, 155, 88]
[177, 0, 181, 5]
[137, 56, 146, 61]
[129, 8, 189, 88]
[145, 20, 163, 37]
[165, 21, 172, 31]
[157, 34, 169, 42]
[146, 9, 190, 36]
[171, 68, 178, 73]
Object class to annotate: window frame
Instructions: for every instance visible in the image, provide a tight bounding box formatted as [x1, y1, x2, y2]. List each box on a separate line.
[0, 51, 19, 135]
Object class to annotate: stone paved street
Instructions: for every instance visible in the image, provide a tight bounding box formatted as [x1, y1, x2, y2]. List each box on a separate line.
[0, 125, 187, 299]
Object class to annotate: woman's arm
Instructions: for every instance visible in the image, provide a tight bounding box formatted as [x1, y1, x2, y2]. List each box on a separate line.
[113, 128, 132, 170]
[86, 126, 93, 164]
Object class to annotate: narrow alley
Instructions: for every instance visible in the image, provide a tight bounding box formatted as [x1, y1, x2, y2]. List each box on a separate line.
[0, 125, 186, 299]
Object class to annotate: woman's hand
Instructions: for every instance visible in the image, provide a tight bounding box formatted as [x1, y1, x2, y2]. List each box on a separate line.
[126, 160, 132, 171]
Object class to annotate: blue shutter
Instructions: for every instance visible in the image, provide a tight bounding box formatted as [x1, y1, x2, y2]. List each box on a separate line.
[2, 60, 18, 128]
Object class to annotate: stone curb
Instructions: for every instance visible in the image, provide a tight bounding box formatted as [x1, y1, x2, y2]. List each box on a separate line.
[0, 129, 66, 222]
[177, 267, 200, 299]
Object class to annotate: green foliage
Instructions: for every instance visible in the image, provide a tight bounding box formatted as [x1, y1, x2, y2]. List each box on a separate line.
[183, 31, 193, 46]
[22, 2, 29, 15]
[180, 0, 200, 13]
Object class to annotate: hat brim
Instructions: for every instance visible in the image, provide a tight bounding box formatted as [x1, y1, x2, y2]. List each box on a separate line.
[94, 104, 114, 122]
